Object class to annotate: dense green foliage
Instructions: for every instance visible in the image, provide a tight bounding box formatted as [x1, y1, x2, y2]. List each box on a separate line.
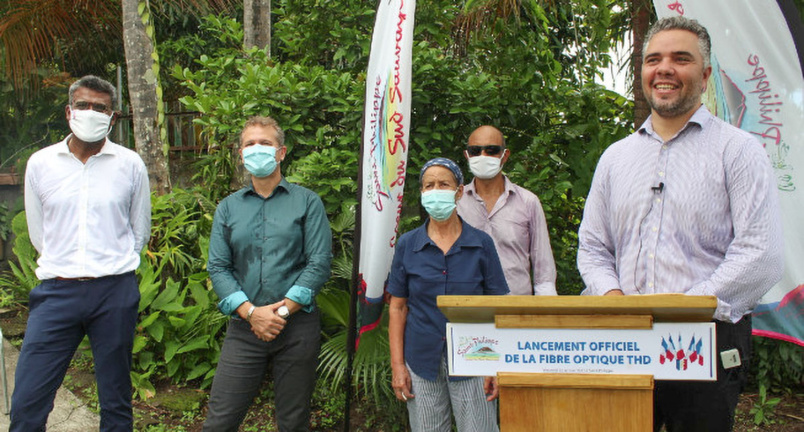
[168, 4, 634, 422]
[0, 70, 70, 170]
[1, 0, 802, 429]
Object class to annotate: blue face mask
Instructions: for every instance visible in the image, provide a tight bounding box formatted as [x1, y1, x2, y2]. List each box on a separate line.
[242, 144, 278, 178]
[421, 189, 457, 221]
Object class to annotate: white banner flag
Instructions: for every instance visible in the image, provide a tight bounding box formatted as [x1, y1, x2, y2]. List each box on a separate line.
[357, 0, 416, 334]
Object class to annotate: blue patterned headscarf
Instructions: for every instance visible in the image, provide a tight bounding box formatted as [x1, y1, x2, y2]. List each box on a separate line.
[419, 157, 464, 185]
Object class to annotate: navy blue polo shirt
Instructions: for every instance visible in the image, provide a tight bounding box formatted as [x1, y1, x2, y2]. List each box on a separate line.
[387, 219, 509, 381]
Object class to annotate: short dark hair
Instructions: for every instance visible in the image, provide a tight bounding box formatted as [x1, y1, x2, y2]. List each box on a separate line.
[241, 116, 286, 147]
[643, 16, 711, 69]
[68, 75, 118, 108]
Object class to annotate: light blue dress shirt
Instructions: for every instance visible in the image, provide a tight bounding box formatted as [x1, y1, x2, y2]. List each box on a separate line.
[578, 106, 784, 323]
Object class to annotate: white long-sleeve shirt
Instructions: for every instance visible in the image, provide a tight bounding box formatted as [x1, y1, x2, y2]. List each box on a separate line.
[25, 136, 151, 280]
[577, 106, 784, 323]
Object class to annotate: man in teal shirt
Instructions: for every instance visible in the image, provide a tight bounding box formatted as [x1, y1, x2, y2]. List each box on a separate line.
[203, 116, 332, 432]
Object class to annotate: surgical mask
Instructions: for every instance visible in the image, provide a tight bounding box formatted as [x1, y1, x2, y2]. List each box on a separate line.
[468, 154, 504, 179]
[421, 189, 457, 221]
[68, 108, 112, 143]
[243, 144, 278, 177]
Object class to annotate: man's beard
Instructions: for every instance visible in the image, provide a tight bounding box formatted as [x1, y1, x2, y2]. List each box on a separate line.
[647, 87, 702, 119]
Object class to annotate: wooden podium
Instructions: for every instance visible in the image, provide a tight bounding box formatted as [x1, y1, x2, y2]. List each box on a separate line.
[438, 295, 717, 432]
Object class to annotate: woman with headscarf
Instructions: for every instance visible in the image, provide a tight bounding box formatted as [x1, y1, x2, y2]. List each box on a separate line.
[388, 157, 509, 432]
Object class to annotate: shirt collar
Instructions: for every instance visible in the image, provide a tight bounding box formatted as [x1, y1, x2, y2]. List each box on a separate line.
[464, 176, 516, 202]
[639, 104, 710, 137]
[411, 217, 484, 253]
[243, 177, 291, 198]
[57, 136, 116, 157]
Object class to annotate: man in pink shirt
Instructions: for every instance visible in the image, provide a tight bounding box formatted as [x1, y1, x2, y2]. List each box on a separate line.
[457, 125, 557, 295]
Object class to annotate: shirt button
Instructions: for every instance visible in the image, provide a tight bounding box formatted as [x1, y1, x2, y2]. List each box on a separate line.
[658, 171, 665, 177]
[648, 282, 654, 288]
[442, 270, 447, 275]
[655, 198, 661, 203]
[652, 227, 658, 232]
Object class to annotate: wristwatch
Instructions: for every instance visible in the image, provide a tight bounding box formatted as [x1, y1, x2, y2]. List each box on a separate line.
[277, 305, 290, 319]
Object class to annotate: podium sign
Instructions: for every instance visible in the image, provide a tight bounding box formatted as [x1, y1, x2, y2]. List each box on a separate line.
[438, 295, 718, 431]
[447, 322, 716, 380]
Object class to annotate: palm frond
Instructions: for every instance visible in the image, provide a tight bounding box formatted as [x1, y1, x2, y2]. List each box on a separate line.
[0, 0, 122, 89]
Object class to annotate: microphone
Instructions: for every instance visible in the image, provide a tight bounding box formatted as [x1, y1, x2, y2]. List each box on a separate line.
[651, 182, 664, 193]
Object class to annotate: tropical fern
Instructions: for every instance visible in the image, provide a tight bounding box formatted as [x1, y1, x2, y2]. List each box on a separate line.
[0, 211, 39, 305]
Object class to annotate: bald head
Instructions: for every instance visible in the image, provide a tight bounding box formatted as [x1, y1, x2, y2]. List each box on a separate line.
[468, 125, 505, 148]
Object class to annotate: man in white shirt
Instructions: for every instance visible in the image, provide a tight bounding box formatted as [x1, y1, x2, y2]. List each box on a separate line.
[577, 17, 783, 431]
[457, 125, 557, 295]
[11, 75, 151, 431]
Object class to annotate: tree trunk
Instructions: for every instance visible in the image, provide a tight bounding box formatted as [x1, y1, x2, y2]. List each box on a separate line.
[122, 0, 172, 195]
[631, 0, 653, 129]
[244, 0, 271, 53]
[235, 0, 272, 189]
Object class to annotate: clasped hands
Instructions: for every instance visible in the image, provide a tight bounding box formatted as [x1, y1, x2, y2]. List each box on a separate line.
[244, 299, 299, 342]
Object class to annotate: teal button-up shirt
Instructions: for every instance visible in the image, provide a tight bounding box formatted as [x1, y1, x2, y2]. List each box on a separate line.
[207, 178, 332, 315]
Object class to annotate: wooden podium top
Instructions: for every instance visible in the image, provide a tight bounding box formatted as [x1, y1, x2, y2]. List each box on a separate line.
[437, 294, 717, 323]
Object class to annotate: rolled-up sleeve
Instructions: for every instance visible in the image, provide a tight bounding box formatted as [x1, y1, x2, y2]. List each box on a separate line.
[207, 203, 246, 316]
[287, 193, 332, 311]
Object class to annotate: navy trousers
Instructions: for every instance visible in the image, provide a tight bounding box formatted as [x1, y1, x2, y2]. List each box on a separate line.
[202, 309, 321, 432]
[10, 272, 140, 432]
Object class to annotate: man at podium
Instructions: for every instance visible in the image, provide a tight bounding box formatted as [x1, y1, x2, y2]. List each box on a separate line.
[577, 16, 784, 432]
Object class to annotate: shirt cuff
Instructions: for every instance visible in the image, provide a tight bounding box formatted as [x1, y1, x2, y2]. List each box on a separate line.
[286, 285, 315, 313]
[218, 291, 249, 316]
[533, 282, 557, 296]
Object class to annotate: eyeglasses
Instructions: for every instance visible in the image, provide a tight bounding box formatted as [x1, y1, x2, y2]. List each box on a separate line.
[466, 145, 503, 157]
[73, 101, 111, 113]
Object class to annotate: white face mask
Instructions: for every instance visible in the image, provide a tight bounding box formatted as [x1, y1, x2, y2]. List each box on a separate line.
[68, 108, 112, 143]
[468, 153, 504, 179]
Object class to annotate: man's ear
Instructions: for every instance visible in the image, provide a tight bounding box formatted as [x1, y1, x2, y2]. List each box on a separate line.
[701, 65, 713, 93]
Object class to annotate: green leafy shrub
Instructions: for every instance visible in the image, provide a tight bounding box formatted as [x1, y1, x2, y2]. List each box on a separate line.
[132, 187, 225, 399]
[0, 212, 40, 304]
[751, 336, 804, 393]
[171, 1, 632, 411]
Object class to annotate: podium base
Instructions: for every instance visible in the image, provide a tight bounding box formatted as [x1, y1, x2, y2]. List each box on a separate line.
[498, 373, 653, 432]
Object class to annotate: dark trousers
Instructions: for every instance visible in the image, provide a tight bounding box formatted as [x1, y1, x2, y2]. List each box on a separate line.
[654, 316, 752, 432]
[202, 309, 321, 432]
[10, 272, 140, 432]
